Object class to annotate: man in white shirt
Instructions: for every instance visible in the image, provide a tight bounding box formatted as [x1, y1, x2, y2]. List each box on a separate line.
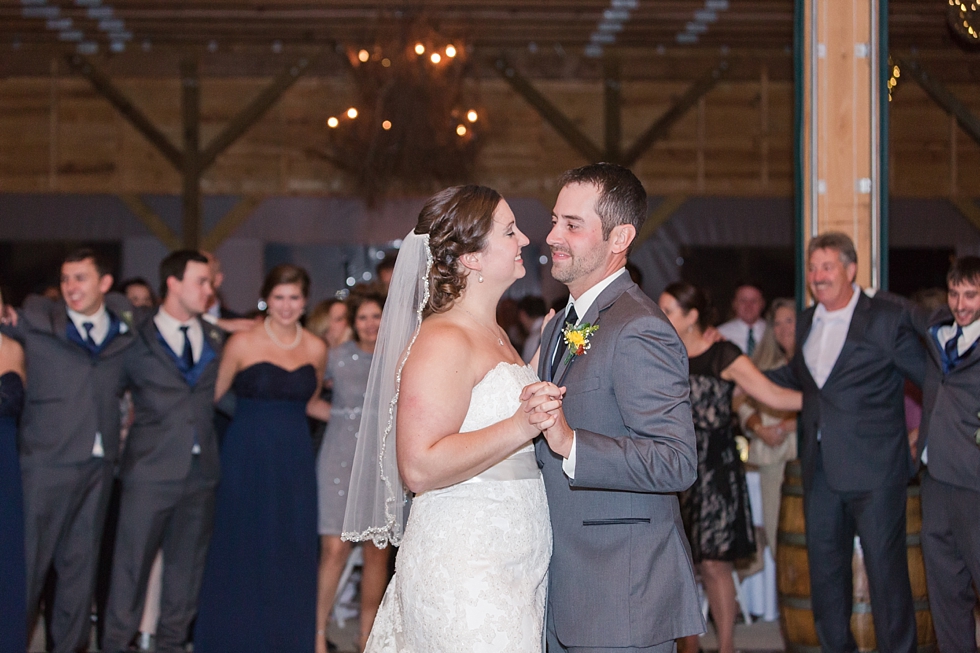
[2, 248, 135, 653]
[103, 250, 224, 653]
[523, 163, 703, 652]
[913, 256, 980, 653]
[767, 232, 924, 653]
[717, 283, 766, 355]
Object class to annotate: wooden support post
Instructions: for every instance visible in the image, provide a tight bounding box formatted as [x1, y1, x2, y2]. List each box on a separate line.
[899, 58, 980, 147]
[798, 0, 886, 290]
[201, 195, 264, 252]
[494, 58, 603, 163]
[181, 59, 201, 250]
[621, 61, 728, 168]
[119, 194, 182, 251]
[604, 57, 622, 163]
[633, 195, 688, 248]
[66, 55, 182, 171]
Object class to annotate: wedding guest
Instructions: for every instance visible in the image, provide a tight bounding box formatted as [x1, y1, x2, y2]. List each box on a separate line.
[736, 297, 799, 556]
[120, 278, 157, 308]
[0, 286, 27, 653]
[102, 250, 222, 653]
[718, 283, 766, 355]
[195, 264, 326, 652]
[659, 281, 800, 653]
[315, 287, 390, 653]
[307, 298, 352, 349]
[3, 249, 135, 653]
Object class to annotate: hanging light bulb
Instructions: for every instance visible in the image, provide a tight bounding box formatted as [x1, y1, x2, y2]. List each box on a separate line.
[358, 49, 369, 62]
[430, 52, 441, 64]
[414, 43, 425, 55]
[445, 44, 457, 58]
[327, 117, 339, 128]
[382, 120, 392, 130]
[347, 107, 358, 119]
[466, 110, 478, 123]
[456, 124, 467, 136]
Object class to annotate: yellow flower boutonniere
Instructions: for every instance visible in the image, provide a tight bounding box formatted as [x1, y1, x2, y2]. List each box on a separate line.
[562, 323, 599, 365]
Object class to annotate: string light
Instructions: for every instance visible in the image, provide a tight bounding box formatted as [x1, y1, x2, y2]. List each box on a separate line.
[466, 110, 478, 122]
[358, 49, 370, 62]
[456, 124, 467, 136]
[887, 56, 900, 102]
[347, 107, 358, 119]
[382, 120, 392, 130]
[327, 117, 339, 128]
[445, 44, 457, 58]
[430, 52, 441, 64]
[414, 43, 425, 55]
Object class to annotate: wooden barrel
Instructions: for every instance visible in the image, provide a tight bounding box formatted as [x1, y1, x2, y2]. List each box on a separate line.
[777, 460, 936, 653]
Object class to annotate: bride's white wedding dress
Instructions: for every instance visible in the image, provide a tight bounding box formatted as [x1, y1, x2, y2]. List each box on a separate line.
[365, 363, 552, 653]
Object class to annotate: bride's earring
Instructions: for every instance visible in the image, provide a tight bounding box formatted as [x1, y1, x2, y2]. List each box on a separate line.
[478, 273, 484, 283]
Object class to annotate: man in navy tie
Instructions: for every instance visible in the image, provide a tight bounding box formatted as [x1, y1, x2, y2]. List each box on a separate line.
[913, 255, 980, 653]
[102, 250, 225, 653]
[1, 248, 134, 653]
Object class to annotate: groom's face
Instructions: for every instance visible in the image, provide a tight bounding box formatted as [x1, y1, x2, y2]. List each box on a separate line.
[548, 182, 609, 296]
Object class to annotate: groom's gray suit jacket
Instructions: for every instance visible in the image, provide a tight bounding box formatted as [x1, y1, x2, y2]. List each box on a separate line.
[536, 273, 705, 648]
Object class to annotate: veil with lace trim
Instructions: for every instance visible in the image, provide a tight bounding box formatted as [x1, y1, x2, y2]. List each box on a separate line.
[341, 230, 431, 548]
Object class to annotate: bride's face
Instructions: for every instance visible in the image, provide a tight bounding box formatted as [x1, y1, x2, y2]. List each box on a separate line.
[475, 200, 529, 285]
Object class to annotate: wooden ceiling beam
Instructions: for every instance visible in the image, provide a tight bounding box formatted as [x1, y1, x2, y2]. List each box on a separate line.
[494, 56, 604, 163]
[65, 54, 183, 171]
[621, 60, 729, 167]
[198, 54, 315, 172]
[899, 58, 980, 148]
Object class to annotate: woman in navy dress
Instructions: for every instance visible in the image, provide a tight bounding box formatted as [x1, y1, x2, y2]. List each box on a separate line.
[195, 265, 329, 653]
[0, 288, 27, 653]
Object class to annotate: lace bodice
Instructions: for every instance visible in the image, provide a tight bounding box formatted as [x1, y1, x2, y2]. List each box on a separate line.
[459, 362, 538, 433]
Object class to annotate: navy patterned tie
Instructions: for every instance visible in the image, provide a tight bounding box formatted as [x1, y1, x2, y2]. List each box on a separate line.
[179, 325, 195, 370]
[82, 321, 98, 352]
[551, 305, 578, 378]
[746, 327, 756, 356]
[944, 324, 963, 370]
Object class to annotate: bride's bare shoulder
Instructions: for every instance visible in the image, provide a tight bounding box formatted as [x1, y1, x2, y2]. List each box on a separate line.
[412, 314, 472, 359]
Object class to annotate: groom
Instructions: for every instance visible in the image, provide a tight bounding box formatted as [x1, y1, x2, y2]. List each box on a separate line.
[523, 163, 704, 652]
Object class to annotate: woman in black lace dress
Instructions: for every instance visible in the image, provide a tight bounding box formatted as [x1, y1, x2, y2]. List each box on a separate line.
[659, 282, 801, 653]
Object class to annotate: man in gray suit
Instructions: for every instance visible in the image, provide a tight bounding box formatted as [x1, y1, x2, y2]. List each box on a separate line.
[767, 233, 924, 653]
[523, 163, 704, 652]
[102, 250, 223, 653]
[913, 255, 980, 653]
[3, 248, 134, 653]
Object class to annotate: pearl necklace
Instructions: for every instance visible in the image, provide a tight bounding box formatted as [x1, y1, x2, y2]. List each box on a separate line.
[264, 316, 302, 350]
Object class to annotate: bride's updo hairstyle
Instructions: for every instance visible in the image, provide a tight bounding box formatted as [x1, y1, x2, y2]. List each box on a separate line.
[414, 185, 501, 315]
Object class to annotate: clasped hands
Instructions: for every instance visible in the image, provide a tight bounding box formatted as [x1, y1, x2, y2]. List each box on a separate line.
[519, 381, 574, 458]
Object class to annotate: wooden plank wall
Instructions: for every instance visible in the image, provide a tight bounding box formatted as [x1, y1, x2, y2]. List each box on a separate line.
[0, 66, 976, 199]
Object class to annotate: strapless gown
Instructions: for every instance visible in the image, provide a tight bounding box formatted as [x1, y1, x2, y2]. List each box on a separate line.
[365, 363, 552, 653]
[195, 362, 319, 653]
[0, 371, 25, 653]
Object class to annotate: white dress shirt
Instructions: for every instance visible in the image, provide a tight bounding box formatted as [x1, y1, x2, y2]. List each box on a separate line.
[154, 307, 204, 364]
[717, 318, 767, 355]
[803, 283, 862, 389]
[67, 302, 109, 346]
[67, 303, 110, 457]
[936, 319, 980, 357]
[556, 267, 628, 479]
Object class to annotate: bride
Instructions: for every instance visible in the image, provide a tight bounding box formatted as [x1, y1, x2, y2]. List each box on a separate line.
[342, 185, 559, 652]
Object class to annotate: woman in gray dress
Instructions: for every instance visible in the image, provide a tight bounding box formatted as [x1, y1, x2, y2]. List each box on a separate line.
[315, 287, 388, 653]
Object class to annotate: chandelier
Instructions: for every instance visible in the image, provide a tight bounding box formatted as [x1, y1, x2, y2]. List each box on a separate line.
[310, 25, 485, 203]
[948, 0, 979, 46]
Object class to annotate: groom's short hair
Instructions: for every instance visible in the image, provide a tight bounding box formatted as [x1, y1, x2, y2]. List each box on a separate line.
[558, 163, 647, 240]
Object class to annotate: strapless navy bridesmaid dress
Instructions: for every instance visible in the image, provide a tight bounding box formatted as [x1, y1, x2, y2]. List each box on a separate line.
[0, 371, 26, 653]
[195, 362, 319, 652]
